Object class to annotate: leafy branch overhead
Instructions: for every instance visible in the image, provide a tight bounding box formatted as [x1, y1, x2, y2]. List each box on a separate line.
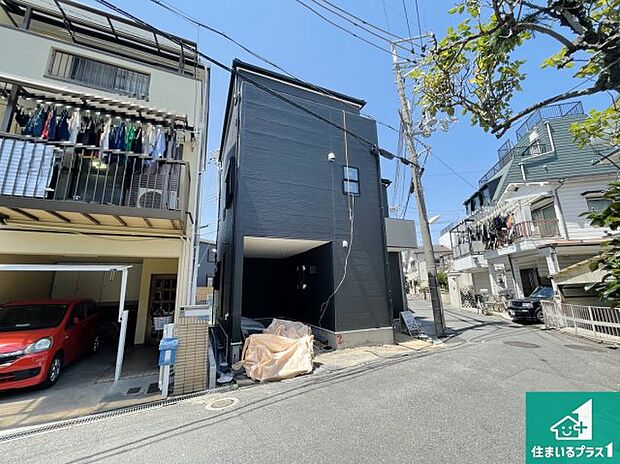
[410, 0, 620, 138]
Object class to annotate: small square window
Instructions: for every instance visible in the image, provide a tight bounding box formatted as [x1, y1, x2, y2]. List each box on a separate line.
[343, 166, 359, 196]
[343, 180, 359, 196]
[343, 166, 359, 181]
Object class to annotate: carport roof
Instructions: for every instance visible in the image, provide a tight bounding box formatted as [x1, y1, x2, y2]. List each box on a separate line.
[0, 264, 132, 272]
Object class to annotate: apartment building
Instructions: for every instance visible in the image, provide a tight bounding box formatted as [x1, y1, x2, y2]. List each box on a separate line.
[0, 0, 208, 374]
[447, 102, 617, 306]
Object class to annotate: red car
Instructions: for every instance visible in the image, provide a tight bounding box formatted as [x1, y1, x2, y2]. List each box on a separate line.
[0, 299, 101, 391]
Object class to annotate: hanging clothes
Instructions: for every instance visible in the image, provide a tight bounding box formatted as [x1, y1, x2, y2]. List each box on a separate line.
[100, 118, 111, 150]
[151, 127, 166, 158]
[144, 124, 156, 156]
[40, 107, 53, 139]
[165, 129, 176, 159]
[125, 124, 136, 152]
[56, 110, 70, 141]
[68, 109, 81, 143]
[47, 108, 58, 141]
[132, 126, 143, 153]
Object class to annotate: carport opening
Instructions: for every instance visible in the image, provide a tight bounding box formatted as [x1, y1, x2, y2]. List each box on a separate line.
[241, 237, 335, 331]
[0, 263, 159, 384]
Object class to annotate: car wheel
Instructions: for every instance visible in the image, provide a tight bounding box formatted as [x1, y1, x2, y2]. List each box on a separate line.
[535, 309, 545, 323]
[42, 353, 62, 388]
[92, 335, 101, 354]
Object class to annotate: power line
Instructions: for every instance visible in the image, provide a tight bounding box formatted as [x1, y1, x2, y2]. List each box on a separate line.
[293, 0, 412, 62]
[413, 0, 424, 41]
[93, 0, 416, 168]
[401, 0, 414, 43]
[316, 0, 404, 40]
[147, 0, 403, 137]
[306, 0, 414, 54]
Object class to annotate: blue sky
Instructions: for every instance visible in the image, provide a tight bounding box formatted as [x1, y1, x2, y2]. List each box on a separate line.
[89, 0, 610, 243]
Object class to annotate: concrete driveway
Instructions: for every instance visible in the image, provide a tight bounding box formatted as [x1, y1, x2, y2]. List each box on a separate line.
[0, 345, 162, 430]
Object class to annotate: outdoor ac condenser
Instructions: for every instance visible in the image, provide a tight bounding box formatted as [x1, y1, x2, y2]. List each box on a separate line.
[136, 187, 178, 209]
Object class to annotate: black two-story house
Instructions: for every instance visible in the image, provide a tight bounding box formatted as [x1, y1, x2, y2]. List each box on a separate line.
[215, 60, 403, 362]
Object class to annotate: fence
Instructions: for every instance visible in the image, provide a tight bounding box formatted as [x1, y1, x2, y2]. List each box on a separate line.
[0, 132, 188, 211]
[542, 301, 620, 344]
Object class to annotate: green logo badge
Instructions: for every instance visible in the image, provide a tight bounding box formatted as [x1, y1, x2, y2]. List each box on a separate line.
[526, 392, 620, 462]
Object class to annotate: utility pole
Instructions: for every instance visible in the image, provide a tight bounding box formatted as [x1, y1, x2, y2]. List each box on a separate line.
[391, 39, 446, 336]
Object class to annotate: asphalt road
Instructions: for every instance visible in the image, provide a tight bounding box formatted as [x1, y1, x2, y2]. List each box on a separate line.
[2, 304, 619, 464]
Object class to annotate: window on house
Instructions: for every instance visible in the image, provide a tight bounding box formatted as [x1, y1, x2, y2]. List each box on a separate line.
[585, 197, 612, 213]
[47, 49, 150, 100]
[531, 200, 557, 222]
[343, 166, 360, 196]
[225, 157, 235, 209]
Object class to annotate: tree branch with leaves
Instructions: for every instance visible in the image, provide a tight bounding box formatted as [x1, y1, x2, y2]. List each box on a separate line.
[412, 0, 620, 305]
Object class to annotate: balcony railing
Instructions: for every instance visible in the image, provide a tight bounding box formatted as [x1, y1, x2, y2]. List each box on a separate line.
[478, 101, 584, 187]
[453, 219, 560, 258]
[0, 132, 189, 214]
[479, 141, 549, 187]
[515, 101, 583, 140]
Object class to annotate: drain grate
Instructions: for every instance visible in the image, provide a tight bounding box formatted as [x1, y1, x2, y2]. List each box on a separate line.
[147, 382, 160, 394]
[126, 387, 141, 395]
[564, 344, 606, 353]
[504, 341, 541, 349]
[205, 397, 239, 411]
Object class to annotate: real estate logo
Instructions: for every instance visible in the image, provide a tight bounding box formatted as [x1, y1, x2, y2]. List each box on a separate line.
[526, 393, 620, 463]
[549, 399, 592, 441]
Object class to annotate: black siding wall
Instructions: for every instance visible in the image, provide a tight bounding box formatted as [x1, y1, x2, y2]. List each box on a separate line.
[234, 73, 390, 333]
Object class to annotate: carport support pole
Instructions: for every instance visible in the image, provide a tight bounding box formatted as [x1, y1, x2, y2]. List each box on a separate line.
[114, 269, 129, 383]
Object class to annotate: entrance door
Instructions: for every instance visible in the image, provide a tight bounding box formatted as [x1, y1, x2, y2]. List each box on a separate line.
[146, 274, 177, 344]
[520, 268, 540, 297]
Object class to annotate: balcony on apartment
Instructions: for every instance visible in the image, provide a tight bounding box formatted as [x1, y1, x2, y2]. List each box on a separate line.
[0, 0, 202, 231]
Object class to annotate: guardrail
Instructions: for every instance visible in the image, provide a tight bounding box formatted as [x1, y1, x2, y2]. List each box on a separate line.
[542, 301, 620, 344]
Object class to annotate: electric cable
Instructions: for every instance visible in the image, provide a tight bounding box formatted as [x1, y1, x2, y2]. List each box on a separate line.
[318, 110, 355, 326]
[315, 0, 404, 40]
[305, 0, 415, 54]
[401, 0, 414, 45]
[293, 0, 413, 62]
[146, 0, 403, 136]
[93, 0, 418, 168]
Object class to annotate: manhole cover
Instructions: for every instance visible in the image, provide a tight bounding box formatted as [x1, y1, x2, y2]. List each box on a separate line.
[503, 341, 541, 349]
[564, 344, 606, 353]
[205, 397, 239, 411]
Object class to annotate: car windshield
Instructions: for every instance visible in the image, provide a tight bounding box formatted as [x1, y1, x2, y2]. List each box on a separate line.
[0, 304, 68, 332]
[528, 286, 554, 299]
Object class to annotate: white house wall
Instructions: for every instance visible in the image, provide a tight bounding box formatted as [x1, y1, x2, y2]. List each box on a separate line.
[0, 25, 203, 127]
[557, 176, 615, 240]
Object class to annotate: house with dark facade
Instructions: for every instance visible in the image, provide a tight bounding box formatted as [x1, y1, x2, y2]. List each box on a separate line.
[215, 60, 413, 362]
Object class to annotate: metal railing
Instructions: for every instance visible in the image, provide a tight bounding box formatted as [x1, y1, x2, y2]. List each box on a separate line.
[542, 301, 620, 344]
[478, 101, 584, 187]
[515, 101, 583, 140]
[0, 132, 188, 213]
[512, 219, 560, 240]
[453, 219, 560, 258]
[479, 140, 549, 186]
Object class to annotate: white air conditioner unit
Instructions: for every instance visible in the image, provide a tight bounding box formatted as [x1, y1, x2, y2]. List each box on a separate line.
[137, 188, 178, 209]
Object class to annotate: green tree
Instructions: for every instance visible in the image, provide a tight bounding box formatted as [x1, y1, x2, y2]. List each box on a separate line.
[584, 182, 620, 305]
[412, 0, 619, 303]
[437, 270, 449, 292]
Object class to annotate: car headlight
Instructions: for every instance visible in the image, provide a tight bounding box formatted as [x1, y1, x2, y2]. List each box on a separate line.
[522, 302, 534, 309]
[24, 337, 53, 354]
